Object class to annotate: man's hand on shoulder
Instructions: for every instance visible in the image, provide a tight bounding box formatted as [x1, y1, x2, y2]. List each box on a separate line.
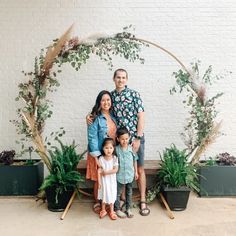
[86, 114, 94, 125]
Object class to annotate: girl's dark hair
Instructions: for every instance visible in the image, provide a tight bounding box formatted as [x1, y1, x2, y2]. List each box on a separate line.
[116, 126, 130, 138]
[101, 137, 116, 156]
[91, 90, 113, 117]
[113, 68, 128, 79]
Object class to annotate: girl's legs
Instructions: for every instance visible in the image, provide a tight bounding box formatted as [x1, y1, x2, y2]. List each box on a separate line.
[109, 203, 115, 213]
[101, 202, 106, 212]
[99, 202, 107, 218]
[109, 203, 117, 220]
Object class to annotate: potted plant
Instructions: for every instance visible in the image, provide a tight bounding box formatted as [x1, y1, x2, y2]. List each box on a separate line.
[39, 139, 85, 212]
[198, 152, 236, 197]
[147, 144, 199, 211]
[0, 149, 44, 196]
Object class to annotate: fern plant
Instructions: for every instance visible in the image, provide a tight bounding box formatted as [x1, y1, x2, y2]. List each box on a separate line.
[40, 139, 85, 203]
[147, 144, 199, 202]
[158, 144, 199, 191]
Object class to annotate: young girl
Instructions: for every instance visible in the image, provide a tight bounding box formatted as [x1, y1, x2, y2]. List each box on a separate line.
[115, 127, 139, 218]
[97, 138, 118, 220]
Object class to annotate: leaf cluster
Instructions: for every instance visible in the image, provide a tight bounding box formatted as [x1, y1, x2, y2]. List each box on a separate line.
[39, 139, 85, 202]
[0, 150, 15, 165]
[170, 61, 224, 152]
[147, 144, 199, 203]
[157, 144, 199, 191]
[217, 152, 236, 166]
[13, 25, 147, 161]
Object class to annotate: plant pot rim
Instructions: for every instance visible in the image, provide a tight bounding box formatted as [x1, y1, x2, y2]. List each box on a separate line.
[163, 186, 191, 191]
[199, 163, 236, 168]
[0, 160, 43, 167]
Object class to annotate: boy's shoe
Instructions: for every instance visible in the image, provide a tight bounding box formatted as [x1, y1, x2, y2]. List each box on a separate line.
[126, 209, 134, 218]
[116, 210, 127, 218]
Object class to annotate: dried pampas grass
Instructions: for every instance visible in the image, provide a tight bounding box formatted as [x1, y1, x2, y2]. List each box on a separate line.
[21, 111, 51, 170]
[79, 33, 111, 45]
[190, 121, 222, 165]
[42, 24, 74, 75]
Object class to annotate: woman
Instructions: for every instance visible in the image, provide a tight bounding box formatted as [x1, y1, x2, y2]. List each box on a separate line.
[86, 90, 117, 213]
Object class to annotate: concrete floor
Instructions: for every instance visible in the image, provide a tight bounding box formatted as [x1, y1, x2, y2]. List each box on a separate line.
[1, 193, 236, 236]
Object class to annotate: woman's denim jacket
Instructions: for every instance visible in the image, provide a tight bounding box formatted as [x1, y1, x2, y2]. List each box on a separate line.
[87, 112, 117, 157]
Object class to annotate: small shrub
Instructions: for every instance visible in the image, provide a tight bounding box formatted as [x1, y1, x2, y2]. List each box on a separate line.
[0, 150, 15, 165]
[217, 152, 236, 166]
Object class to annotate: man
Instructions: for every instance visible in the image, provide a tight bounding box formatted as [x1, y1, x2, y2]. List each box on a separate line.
[110, 68, 150, 216]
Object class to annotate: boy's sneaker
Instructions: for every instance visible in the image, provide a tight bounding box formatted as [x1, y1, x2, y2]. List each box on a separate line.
[116, 210, 127, 218]
[126, 209, 134, 218]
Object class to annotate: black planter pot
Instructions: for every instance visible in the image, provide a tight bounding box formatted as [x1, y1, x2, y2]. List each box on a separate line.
[0, 160, 44, 195]
[198, 165, 236, 197]
[45, 186, 74, 212]
[162, 186, 190, 211]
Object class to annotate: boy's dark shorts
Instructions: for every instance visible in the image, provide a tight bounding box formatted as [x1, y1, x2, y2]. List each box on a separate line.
[137, 135, 145, 167]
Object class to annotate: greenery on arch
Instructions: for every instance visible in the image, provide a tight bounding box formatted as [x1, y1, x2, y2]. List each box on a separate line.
[12, 25, 148, 170]
[12, 24, 225, 173]
[170, 61, 227, 165]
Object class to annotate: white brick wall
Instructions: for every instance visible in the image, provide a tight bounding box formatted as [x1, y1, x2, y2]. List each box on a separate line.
[0, 0, 236, 160]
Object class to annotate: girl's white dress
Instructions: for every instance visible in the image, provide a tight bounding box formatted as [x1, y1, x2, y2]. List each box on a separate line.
[97, 155, 118, 204]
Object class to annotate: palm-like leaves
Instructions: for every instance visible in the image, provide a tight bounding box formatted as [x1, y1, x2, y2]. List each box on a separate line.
[158, 144, 199, 192]
[40, 140, 85, 196]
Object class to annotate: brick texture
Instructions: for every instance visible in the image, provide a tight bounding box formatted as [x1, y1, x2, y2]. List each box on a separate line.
[0, 0, 236, 160]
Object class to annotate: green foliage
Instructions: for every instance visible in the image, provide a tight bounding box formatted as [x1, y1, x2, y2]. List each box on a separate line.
[158, 144, 199, 190]
[147, 144, 199, 203]
[56, 25, 146, 71]
[13, 25, 146, 160]
[40, 140, 85, 203]
[170, 61, 225, 152]
[205, 157, 217, 166]
[56, 44, 92, 71]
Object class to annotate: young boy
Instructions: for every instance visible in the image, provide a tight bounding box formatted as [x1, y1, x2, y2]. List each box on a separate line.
[115, 127, 138, 218]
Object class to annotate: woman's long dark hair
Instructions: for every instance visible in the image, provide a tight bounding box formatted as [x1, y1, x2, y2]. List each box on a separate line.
[91, 90, 113, 117]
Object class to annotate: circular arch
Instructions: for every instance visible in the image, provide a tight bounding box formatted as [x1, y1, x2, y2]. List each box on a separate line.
[14, 25, 221, 170]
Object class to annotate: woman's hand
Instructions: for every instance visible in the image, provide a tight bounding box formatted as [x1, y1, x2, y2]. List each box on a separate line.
[95, 157, 101, 168]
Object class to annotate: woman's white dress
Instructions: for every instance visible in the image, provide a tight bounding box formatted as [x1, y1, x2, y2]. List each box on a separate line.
[97, 156, 118, 204]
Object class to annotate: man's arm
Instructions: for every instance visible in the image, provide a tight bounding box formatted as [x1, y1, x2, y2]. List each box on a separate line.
[132, 111, 144, 153]
[134, 160, 138, 180]
[86, 114, 94, 125]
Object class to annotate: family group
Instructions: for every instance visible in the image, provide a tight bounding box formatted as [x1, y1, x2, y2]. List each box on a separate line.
[86, 68, 150, 220]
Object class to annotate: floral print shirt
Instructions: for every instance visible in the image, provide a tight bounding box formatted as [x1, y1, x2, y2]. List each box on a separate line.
[111, 86, 144, 140]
